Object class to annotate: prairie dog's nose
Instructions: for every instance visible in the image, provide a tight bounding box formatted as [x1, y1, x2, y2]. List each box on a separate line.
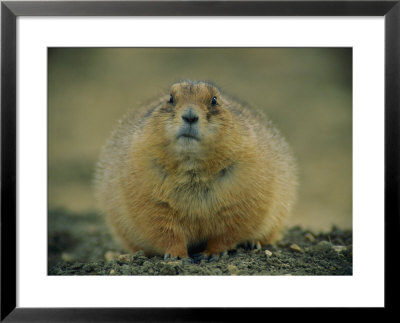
[181, 107, 199, 125]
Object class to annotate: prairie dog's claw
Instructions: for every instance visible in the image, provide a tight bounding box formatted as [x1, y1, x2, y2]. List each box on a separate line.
[201, 250, 228, 262]
[253, 241, 262, 250]
[244, 241, 262, 250]
[164, 253, 192, 262]
[209, 253, 220, 262]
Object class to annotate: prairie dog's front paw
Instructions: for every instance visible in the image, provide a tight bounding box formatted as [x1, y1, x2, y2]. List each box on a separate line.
[250, 241, 262, 250]
[163, 253, 188, 261]
[240, 240, 262, 250]
[200, 250, 228, 262]
[163, 254, 178, 261]
[163, 247, 188, 261]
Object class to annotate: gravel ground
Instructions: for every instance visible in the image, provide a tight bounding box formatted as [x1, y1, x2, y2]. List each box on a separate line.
[48, 208, 352, 276]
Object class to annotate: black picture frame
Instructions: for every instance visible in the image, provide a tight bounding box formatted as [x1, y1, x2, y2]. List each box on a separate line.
[1, 0, 398, 321]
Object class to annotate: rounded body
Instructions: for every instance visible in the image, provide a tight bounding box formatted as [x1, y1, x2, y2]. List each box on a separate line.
[95, 81, 297, 258]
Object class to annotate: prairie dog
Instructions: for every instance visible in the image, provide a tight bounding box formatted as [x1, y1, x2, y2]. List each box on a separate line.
[95, 81, 297, 259]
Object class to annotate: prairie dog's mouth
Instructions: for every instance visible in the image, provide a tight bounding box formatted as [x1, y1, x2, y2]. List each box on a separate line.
[177, 127, 200, 141]
[180, 134, 199, 140]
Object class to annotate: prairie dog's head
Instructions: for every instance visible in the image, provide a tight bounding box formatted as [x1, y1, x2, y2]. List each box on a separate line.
[156, 81, 235, 156]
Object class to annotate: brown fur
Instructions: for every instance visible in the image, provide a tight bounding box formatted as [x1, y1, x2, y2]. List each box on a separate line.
[95, 81, 297, 258]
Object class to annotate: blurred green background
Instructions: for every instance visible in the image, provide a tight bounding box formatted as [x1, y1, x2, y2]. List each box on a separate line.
[48, 48, 352, 231]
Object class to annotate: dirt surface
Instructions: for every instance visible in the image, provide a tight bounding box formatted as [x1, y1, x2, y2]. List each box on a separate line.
[48, 209, 352, 276]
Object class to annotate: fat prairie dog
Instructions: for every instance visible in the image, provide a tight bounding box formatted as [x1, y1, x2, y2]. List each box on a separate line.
[95, 81, 297, 260]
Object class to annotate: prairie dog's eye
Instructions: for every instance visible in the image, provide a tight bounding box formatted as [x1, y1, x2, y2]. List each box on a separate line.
[169, 94, 174, 103]
[211, 96, 217, 105]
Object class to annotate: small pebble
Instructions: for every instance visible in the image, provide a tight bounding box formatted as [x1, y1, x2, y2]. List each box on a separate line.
[227, 264, 239, 275]
[290, 243, 303, 253]
[332, 245, 346, 253]
[164, 260, 181, 265]
[304, 232, 315, 242]
[314, 241, 332, 252]
[117, 254, 132, 264]
[104, 251, 120, 262]
[264, 250, 273, 257]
